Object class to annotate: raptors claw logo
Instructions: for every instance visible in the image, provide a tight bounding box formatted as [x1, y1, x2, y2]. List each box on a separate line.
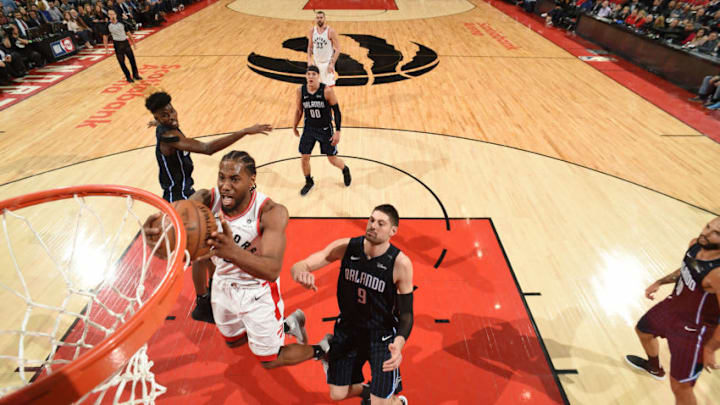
[247, 34, 438, 86]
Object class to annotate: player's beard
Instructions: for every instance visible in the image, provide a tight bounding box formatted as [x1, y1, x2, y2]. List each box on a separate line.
[698, 236, 719, 250]
[317, 20, 324, 27]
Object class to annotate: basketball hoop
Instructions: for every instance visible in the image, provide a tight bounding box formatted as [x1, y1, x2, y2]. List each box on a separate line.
[0, 185, 187, 405]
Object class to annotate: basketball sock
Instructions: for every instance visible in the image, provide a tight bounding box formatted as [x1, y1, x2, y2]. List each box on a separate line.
[197, 292, 209, 300]
[305, 175, 313, 184]
[312, 345, 325, 359]
[648, 355, 660, 370]
[284, 322, 290, 333]
[360, 383, 370, 400]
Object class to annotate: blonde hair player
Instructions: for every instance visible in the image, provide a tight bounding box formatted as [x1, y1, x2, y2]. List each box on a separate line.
[307, 10, 340, 86]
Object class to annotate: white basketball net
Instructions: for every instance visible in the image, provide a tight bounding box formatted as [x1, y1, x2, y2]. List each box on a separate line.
[0, 193, 185, 404]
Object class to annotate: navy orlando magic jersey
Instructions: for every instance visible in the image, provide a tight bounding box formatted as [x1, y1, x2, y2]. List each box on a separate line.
[337, 236, 401, 330]
[155, 125, 194, 202]
[302, 83, 332, 128]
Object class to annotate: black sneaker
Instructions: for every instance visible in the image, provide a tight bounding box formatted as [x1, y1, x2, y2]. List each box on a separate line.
[342, 166, 351, 186]
[133, 75, 143, 81]
[689, 96, 705, 102]
[191, 294, 215, 323]
[300, 179, 314, 196]
[625, 355, 666, 380]
[126, 77, 134, 83]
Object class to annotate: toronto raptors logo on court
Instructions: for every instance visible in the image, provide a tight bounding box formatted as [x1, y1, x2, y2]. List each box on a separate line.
[247, 34, 438, 86]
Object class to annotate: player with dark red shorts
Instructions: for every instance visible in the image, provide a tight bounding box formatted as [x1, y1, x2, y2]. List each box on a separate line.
[626, 217, 720, 404]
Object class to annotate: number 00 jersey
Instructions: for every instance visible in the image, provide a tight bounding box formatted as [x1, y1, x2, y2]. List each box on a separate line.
[337, 236, 401, 330]
[209, 188, 269, 287]
[302, 83, 332, 128]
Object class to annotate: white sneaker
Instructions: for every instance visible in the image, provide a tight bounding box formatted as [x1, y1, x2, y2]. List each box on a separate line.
[398, 395, 408, 404]
[284, 309, 308, 345]
[318, 333, 332, 375]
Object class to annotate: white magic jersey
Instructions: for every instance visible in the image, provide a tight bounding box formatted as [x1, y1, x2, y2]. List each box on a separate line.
[312, 25, 334, 63]
[210, 188, 268, 286]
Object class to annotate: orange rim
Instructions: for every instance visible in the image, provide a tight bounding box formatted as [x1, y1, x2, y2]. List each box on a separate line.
[0, 185, 186, 405]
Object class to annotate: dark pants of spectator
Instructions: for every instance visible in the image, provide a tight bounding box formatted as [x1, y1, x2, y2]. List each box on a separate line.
[75, 29, 93, 45]
[113, 39, 138, 80]
[4, 53, 27, 76]
[17, 48, 45, 69]
[698, 75, 720, 101]
[0, 65, 12, 84]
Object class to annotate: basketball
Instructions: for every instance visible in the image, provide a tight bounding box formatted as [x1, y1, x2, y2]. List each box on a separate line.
[150, 199, 216, 261]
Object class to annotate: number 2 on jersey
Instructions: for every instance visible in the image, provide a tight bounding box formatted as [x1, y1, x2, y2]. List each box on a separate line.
[309, 109, 321, 119]
[358, 287, 367, 304]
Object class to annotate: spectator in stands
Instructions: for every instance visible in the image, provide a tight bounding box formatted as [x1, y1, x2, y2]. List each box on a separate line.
[65, 10, 93, 48]
[59, 0, 71, 12]
[0, 32, 26, 77]
[12, 10, 30, 37]
[657, 18, 686, 42]
[626, 0, 645, 13]
[26, 10, 45, 28]
[668, 1, 684, 20]
[615, 5, 631, 21]
[1, 0, 17, 13]
[697, 30, 719, 53]
[594, 0, 614, 18]
[648, 0, 664, 16]
[651, 14, 666, 33]
[682, 26, 707, 45]
[9, 25, 44, 68]
[91, 2, 109, 51]
[625, 8, 642, 25]
[46, 0, 63, 22]
[577, 0, 595, 14]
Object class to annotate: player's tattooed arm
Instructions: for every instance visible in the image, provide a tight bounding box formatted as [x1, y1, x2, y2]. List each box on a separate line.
[656, 269, 682, 285]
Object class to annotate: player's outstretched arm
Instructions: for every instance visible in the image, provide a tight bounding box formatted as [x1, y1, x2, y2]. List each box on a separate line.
[161, 124, 272, 156]
[290, 238, 350, 291]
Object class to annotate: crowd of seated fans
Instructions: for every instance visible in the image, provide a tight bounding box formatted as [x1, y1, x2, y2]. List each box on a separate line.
[0, 0, 196, 85]
[516, 0, 720, 108]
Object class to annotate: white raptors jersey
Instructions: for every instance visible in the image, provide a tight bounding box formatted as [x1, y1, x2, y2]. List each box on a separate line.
[312, 26, 334, 63]
[210, 188, 268, 286]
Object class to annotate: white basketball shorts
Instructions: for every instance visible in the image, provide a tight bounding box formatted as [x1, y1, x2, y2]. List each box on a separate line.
[315, 59, 336, 86]
[211, 277, 285, 361]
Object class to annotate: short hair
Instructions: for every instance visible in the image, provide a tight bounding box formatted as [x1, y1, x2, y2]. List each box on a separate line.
[221, 150, 257, 176]
[145, 91, 171, 113]
[307, 65, 320, 74]
[316, 10, 325, 16]
[373, 204, 399, 227]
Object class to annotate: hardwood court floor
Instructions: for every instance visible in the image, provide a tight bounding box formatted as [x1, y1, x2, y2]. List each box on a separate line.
[1, 0, 719, 403]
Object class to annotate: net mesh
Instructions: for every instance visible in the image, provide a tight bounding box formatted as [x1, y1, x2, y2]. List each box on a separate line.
[0, 192, 184, 404]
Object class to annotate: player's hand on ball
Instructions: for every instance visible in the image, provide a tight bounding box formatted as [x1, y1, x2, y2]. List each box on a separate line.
[293, 271, 317, 291]
[245, 123, 273, 136]
[293, 127, 300, 137]
[704, 348, 719, 372]
[199, 221, 236, 261]
[142, 212, 163, 247]
[382, 337, 405, 372]
[645, 281, 661, 300]
[330, 131, 340, 146]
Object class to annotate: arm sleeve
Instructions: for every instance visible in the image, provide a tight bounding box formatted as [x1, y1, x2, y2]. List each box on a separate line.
[331, 103, 341, 131]
[396, 292, 413, 340]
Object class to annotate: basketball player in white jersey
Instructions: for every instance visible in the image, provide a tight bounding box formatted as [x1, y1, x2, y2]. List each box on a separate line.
[147, 151, 330, 368]
[307, 10, 340, 86]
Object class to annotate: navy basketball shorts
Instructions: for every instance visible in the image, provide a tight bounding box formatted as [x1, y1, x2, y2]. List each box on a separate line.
[636, 298, 714, 385]
[327, 321, 403, 398]
[299, 126, 337, 156]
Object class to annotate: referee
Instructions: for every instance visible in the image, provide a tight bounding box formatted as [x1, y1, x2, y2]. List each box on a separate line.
[108, 9, 142, 83]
